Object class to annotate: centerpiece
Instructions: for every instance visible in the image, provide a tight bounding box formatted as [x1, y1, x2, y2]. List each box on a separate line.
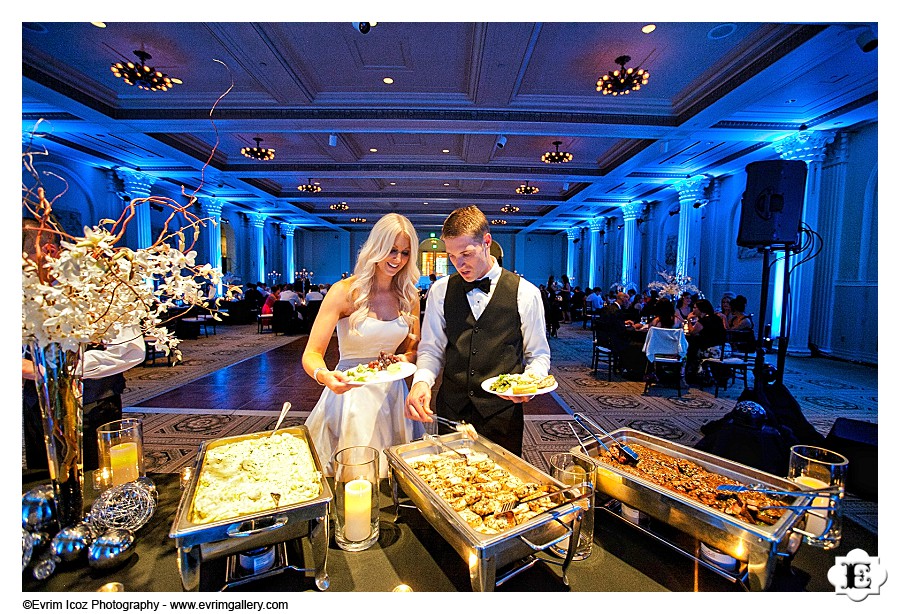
[647, 270, 702, 301]
[22, 132, 237, 528]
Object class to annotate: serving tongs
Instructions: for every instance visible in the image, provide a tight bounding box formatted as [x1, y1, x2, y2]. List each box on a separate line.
[572, 412, 639, 464]
[422, 432, 470, 460]
[434, 415, 478, 440]
[716, 483, 840, 497]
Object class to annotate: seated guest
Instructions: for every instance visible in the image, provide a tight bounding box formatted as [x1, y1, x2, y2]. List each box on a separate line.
[243, 283, 264, 310]
[280, 283, 305, 310]
[716, 292, 736, 328]
[305, 284, 325, 302]
[583, 287, 605, 329]
[570, 286, 586, 321]
[647, 297, 676, 329]
[262, 285, 281, 315]
[675, 292, 693, 325]
[726, 295, 754, 331]
[685, 298, 726, 380]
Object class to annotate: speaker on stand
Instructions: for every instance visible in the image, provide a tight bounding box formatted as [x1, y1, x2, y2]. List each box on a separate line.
[737, 160, 807, 249]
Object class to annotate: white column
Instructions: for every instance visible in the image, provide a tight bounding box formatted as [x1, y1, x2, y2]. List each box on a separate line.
[282, 223, 297, 284]
[674, 175, 710, 283]
[565, 228, 579, 284]
[620, 202, 642, 291]
[247, 212, 267, 285]
[587, 218, 603, 289]
[200, 197, 223, 296]
[773, 130, 835, 356]
[115, 168, 157, 248]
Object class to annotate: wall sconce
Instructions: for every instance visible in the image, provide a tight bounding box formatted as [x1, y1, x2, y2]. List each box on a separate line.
[617, 224, 624, 230]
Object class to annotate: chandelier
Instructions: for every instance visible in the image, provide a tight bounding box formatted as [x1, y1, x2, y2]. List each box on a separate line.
[330, 202, 349, 211]
[541, 141, 573, 164]
[500, 204, 520, 213]
[241, 137, 275, 161]
[350, 217, 367, 223]
[297, 178, 321, 193]
[596, 55, 649, 96]
[110, 50, 182, 92]
[490, 219, 507, 225]
[515, 181, 538, 195]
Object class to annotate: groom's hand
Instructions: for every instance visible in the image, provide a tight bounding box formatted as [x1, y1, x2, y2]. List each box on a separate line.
[405, 381, 434, 422]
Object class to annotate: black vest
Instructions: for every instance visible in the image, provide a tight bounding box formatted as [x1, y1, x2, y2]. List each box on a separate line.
[437, 270, 523, 417]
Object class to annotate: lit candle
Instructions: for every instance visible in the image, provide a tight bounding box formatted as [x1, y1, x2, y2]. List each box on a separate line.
[794, 475, 830, 537]
[110, 442, 140, 486]
[343, 478, 372, 542]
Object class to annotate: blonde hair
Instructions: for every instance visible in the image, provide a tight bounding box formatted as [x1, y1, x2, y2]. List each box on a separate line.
[347, 213, 420, 334]
[441, 205, 489, 241]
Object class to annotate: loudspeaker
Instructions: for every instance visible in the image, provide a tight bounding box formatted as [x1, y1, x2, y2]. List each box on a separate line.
[737, 160, 807, 247]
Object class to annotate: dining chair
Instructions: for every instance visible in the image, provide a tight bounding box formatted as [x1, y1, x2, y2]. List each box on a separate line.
[642, 327, 688, 396]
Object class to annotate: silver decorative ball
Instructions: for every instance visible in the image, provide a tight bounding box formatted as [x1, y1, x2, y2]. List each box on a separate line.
[88, 528, 136, 570]
[51, 523, 94, 563]
[22, 484, 56, 532]
[22, 528, 34, 572]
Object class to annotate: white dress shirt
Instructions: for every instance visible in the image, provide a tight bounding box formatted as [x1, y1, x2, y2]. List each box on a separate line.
[413, 258, 551, 388]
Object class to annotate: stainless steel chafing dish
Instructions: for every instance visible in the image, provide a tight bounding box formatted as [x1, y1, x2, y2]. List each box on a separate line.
[386, 431, 590, 592]
[575, 428, 814, 591]
[169, 426, 332, 591]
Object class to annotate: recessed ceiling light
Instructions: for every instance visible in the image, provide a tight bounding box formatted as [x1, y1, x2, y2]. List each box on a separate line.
[442, 149, 450, 153]
[369, 148, 378, 152]
[786, 99, 796, 103]
[91, 22, 107, 28]
[708, 23, 738, 40]
[423, 202, 428, 205]
[389, 182, 396, 185]
[641, 24, 656, 34]
[383, 77, 394, 84]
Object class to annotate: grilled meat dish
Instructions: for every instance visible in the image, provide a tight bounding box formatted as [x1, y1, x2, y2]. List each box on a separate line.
[596, 443, 789, 526]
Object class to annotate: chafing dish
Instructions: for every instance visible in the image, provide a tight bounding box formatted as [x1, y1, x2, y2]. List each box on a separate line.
[575, 428, 814, 591]
[386, 432, 590, 592]
[169, 426, 332, 591]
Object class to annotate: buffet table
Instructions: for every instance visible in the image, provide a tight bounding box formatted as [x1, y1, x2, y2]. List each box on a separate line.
[22, 472, 876, 593]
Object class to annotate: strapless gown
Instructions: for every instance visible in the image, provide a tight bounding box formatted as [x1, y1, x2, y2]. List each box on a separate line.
[304, 316, 424, 477]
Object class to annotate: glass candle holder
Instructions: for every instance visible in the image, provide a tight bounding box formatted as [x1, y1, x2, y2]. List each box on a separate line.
[547, 452, 597, 561]
[333, 446, 380, 551]
[788, 444, 848, 550]
[97, 419, 144, 487]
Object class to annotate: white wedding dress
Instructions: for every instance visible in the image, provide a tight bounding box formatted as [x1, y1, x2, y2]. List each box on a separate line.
[305, 316, 424, 477]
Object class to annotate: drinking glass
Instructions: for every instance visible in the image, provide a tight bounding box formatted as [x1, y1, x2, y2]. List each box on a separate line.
[333, 446, 380, 551]
[788, 445, 848, 549]
[96, 419, 144, 488]
[547, 452, 597, 560]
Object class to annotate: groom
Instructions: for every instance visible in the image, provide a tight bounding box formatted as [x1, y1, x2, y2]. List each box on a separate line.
[405, 206, 551, 455]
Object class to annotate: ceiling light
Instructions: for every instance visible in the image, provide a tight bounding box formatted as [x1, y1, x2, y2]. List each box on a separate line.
[389, 182, 396, 185]
[328, 133, 338, 147]
[297, 177, 321, 192]
[369, 148, 378, 153]
[383, 77, 394, 84]
[442, 149, 450, 153]
[241, 137, 275, 161]
[91, 22, 107, 28]
[330, 201, 349, 211]
[541, 140, 573, 164]
[491, 219, 507, 225]
[516, 181, 538, 195]
[350, 217, 367, 223]
[642, 24, 656, 34]
[500, 204, 520, 213]
[111, 49, 183, 92]
[596, 55, 649, 96]
[443, 183, 450, 186]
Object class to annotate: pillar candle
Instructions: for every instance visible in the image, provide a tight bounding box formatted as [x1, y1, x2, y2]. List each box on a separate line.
[110, 442, 140, 486]
[794, 475, 830, 537]
[343, 478, 372, 541]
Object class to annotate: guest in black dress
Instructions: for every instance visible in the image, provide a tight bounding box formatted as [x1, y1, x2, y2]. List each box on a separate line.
[685, 298, 726, 380]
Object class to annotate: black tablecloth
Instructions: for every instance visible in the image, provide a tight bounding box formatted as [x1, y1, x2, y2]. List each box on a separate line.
[22, 473, 876, 593]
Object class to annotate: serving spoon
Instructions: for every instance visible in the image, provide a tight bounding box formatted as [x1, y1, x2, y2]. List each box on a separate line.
[269, 401, 292, 437]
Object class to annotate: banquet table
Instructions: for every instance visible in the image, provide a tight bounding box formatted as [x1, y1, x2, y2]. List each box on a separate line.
[22, 472, 876, 593]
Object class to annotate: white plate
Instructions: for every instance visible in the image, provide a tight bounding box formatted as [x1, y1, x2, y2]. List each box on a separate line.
[344, 361, 417, 386]
[481, 375, 558, 397]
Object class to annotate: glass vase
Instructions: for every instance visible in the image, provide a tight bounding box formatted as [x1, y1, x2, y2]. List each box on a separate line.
[333, 446, 380, 551]
[30, 341, 85, 528]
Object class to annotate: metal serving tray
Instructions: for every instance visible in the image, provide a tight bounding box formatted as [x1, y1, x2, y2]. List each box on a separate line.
[169, 426, 332, 591]
[577, 428, 813, 591]
[386, 432, 590, 592]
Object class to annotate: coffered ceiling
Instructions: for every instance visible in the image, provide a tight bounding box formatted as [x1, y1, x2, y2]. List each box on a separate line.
[22, 21, 878, 234]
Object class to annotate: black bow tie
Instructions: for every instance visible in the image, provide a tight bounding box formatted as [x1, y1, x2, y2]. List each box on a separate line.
[462, 277, 492, 294]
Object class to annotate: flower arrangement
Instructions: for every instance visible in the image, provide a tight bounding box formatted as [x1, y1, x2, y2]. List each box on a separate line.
[22, 136, 237, 363]
[647, 270, 701, 300]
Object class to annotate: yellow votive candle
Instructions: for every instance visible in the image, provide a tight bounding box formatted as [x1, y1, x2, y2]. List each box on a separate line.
[344, 478, 372, 542]
[110, 442, 140, 486]
[794, 475, 830, 537]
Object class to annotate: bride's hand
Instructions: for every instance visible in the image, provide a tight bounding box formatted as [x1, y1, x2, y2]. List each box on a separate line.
[322, 369, 356, 394]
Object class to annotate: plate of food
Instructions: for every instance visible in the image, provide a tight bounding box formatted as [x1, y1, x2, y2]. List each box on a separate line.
[342, 352, 417, 385]
[481, 373, 557, 397]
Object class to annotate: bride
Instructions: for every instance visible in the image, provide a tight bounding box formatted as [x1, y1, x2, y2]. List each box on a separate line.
[302, 213, 425, 476]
